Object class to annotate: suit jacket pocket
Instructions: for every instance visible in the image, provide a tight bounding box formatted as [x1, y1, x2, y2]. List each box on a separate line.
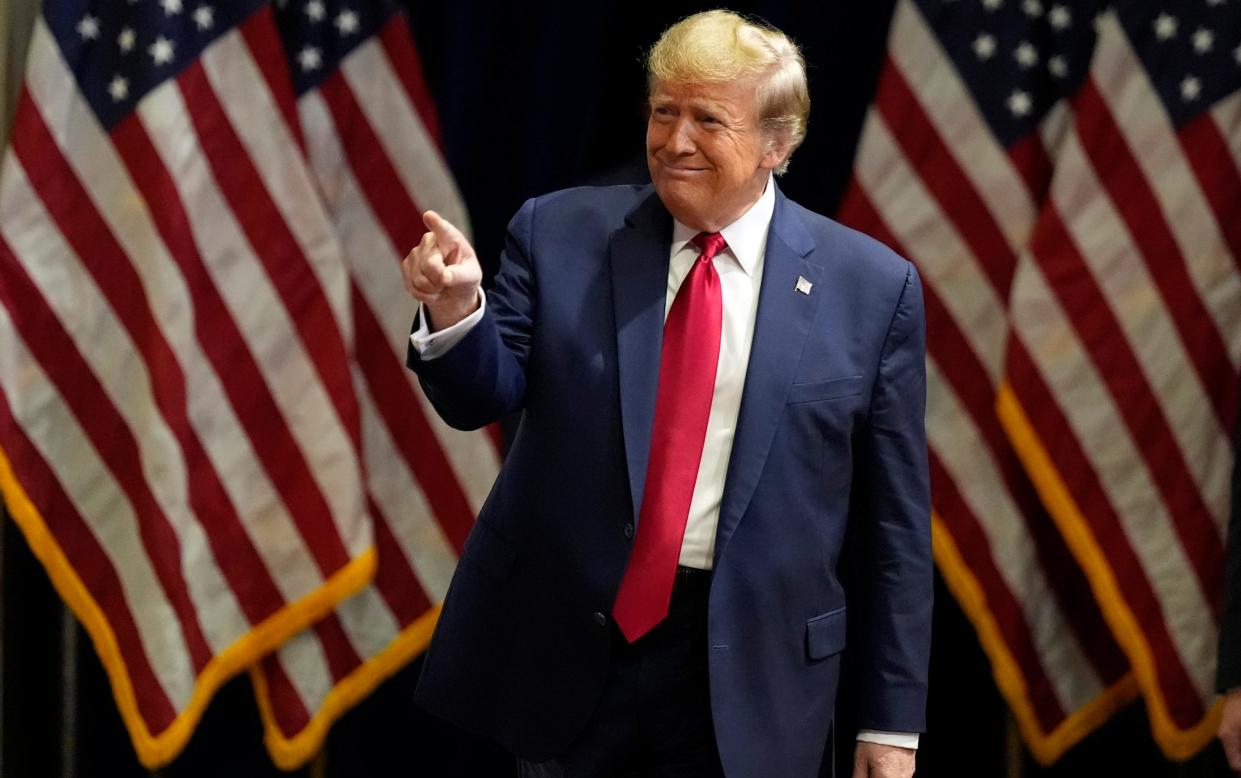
[787, 376, 865, 405]
[461, 520, 517, 582]
[806, 606, 847, 660]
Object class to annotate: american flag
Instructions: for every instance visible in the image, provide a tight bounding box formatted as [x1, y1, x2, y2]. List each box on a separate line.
[998, 0, 1241, 758]
[839, 0, 1134, 763]
[0, 0, 496, 769]
[842, 0, 1241, 761]
[251, 0, 500, 768]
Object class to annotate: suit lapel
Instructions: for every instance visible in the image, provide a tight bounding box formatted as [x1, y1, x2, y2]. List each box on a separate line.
[714, 189, 822, 565]
[610, 188, 673, 522]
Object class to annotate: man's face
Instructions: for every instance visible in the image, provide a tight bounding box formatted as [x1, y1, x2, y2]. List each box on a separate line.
[646, 78, 783, 232]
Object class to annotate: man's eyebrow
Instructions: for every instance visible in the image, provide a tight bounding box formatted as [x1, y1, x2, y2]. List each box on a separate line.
[648, 94, 736, 118]
[667, 97, 725, 112]
[692, 101, 736, 118]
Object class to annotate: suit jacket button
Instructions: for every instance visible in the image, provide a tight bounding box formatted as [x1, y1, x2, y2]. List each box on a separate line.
[623, 523, 634, 540]
[593, 611, 608, 627]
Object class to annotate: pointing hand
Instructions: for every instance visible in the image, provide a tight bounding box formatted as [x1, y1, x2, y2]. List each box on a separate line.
[401, 210, 483, 330]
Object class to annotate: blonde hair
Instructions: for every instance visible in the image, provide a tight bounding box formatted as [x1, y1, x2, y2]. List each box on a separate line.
[646, 10, 810, 174]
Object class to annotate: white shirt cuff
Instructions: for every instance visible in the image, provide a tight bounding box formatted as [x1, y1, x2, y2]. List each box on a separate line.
[408, 290, 486, 360]
[856, 730, 919, 750]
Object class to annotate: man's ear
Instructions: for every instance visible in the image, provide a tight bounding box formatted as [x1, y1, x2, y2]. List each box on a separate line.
[760, 135, 792, 172]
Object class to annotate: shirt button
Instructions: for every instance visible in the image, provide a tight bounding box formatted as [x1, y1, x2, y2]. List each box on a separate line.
[623, 523, 635, 540]
[593, 611, 608, 627]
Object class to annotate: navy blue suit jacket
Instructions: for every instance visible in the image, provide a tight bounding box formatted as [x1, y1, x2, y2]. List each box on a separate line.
[406, 184, 932, 778]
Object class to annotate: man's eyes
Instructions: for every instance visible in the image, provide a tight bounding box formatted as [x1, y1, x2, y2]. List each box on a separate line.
[650, 107, 724, 126]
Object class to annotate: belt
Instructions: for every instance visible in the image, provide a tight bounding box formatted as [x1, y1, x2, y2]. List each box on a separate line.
[672, 565, 712, 597]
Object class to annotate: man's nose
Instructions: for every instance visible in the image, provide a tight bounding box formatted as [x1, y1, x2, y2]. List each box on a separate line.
[665, 118, 695, 154]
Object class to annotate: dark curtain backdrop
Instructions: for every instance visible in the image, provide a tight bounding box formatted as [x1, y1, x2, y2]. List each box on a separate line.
[400, 0, 890, 277]
[0, 2, 1233, 777]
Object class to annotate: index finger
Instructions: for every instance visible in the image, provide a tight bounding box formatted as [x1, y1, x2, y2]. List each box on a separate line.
[423, 210, 466, 256]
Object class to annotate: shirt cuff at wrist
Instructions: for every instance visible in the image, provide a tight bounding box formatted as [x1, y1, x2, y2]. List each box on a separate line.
[856, 730, 919, 750]
[409, 290, 486, 360]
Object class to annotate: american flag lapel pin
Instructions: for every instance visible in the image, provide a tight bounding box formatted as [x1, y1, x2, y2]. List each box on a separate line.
[795, 276, 813, 295]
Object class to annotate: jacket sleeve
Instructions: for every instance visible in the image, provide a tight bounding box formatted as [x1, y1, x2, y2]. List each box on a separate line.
[405, 197, 538, 431]
[852, 262, 934, 733]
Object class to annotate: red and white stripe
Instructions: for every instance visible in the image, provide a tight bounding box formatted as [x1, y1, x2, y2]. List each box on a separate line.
[1002, 10, 1241, 755]
[248, 16, 501, 768]
[0, 8, 373, 767]
[838, 0, 1133, 761]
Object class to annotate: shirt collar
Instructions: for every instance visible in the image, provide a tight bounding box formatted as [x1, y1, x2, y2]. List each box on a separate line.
[670, 174, 776, 277]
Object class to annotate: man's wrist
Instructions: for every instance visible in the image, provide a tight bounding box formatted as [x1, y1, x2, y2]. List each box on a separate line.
[425, 289, 482, 332]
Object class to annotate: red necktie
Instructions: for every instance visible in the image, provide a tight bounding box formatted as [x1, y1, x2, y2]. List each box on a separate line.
[613, 232, 725, 643]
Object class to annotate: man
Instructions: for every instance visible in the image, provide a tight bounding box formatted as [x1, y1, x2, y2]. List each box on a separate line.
[402, 11, 932, 778]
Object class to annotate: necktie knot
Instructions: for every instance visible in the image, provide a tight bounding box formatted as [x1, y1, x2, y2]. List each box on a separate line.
[692, 232, 727, 263]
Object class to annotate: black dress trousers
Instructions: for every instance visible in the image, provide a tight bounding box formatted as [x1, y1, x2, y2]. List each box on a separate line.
[517, 567, 725, 778]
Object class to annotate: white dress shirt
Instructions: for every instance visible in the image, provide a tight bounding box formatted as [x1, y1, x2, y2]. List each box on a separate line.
[409, 179, 918, 749]
[664, 180, 770, 570]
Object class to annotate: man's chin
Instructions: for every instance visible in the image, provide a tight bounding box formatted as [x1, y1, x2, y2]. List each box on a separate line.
[653, 186, 709, 229]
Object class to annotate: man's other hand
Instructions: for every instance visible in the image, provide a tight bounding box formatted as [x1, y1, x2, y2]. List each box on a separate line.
[401, 210, 483, 331]
[853, 741, 916, 778]
[1220, 689, 1241, 772]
